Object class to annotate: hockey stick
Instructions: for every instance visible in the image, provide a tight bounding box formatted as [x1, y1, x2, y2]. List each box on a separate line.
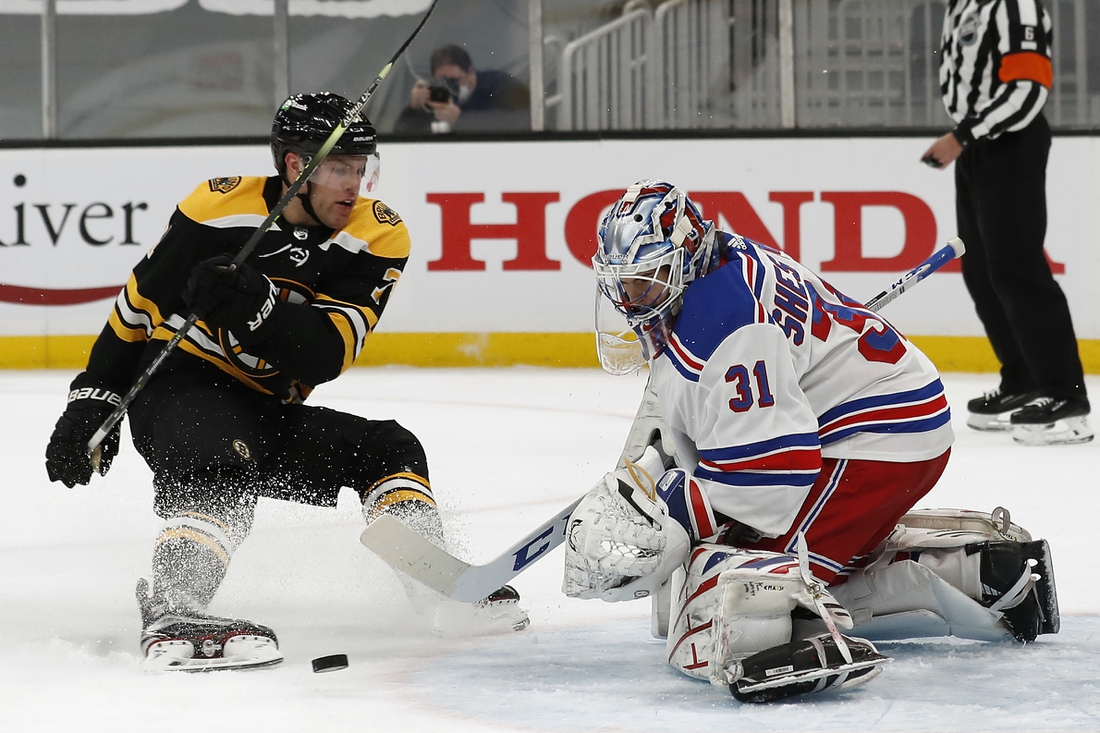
[865, 237, 964, 311]
[362, 500, 582, 603]
[360, 236, 967, 602]
[86, 0, 441, 463]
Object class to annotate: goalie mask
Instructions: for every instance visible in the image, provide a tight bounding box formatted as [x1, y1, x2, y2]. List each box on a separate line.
[593, 180, 715, 375]
[271, 92, 381, 197]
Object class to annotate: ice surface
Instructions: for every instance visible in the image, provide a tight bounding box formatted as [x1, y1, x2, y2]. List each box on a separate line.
[2, 368, 1098, 732]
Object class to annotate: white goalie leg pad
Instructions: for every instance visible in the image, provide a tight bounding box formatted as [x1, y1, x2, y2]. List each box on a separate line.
[563, 446, 690, 602]
[833, 506, 1057, 642]
[898, 506, 1033, 543]
[665, 545, 854, 687]
[832, 558, 1014, 642]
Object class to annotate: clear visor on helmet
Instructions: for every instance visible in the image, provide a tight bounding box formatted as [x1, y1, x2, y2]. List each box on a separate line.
[594, 289, 645, 375]
[592, 248, 684, 374]
[306, 151, 381, 196]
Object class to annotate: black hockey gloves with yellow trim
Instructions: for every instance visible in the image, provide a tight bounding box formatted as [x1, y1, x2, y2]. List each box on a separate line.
[45, 373, 122, 488]
[184, 255, 285, 347]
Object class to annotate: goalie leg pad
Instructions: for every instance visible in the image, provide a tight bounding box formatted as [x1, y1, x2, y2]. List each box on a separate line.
[836, 507, 1059, 642]
[666, 545, 854, 685]
[731, 633, 888, 703]
[832, 559, 1015, 641]
[898, 509, 1059, 640]
[897, 506, 1033, 543]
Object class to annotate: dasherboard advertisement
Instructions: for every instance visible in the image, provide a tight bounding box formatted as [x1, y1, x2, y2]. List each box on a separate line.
[1, 137, 1096, 346]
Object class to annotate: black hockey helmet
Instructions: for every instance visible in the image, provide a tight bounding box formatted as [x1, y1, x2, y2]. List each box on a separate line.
[271, 92, 377, 182]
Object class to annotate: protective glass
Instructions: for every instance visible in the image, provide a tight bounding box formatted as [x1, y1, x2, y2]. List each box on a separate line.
[307, 151, 381, 196]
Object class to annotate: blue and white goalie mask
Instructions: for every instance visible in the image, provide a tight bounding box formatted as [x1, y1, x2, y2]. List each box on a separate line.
[593, 180, 714, 375]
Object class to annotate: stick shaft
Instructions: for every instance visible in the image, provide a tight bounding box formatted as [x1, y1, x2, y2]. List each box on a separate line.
[865, 237, 965, 312]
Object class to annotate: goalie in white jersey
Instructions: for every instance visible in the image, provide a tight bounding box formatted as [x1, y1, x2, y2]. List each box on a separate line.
[563, 180, 1059, 703]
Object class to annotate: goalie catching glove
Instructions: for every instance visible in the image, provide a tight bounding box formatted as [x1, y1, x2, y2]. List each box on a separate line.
[563, 446, 690, 602]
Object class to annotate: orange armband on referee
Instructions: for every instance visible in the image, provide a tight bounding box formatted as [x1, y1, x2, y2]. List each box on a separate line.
[999, 51, 1053, 89]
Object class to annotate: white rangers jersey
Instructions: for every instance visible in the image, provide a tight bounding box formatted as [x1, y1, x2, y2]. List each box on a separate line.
[652, 234, 954, 538]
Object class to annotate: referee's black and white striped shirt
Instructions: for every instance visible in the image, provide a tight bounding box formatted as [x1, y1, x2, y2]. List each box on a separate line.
[940, 0, 1053, 144]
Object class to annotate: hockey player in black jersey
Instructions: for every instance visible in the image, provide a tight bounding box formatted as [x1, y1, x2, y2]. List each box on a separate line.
[44, 92, 527, 672]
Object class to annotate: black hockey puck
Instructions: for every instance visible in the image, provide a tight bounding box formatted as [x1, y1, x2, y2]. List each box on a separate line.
[311, 654, 349, 673]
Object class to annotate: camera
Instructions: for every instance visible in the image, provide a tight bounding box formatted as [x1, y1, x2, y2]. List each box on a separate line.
[427, 77, 459, 104]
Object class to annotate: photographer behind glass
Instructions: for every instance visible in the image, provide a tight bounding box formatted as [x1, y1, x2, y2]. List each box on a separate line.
[394, 43, 530, 135]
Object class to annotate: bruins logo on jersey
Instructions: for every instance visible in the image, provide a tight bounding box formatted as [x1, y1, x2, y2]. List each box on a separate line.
[373, 201, 403, 226]
[209, 176, 242, 194]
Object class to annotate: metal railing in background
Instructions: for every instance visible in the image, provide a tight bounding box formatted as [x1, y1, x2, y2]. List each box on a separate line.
[15, 0, 1099, 138]
[1048, 0, 1090, 126]
[40, 0, 57, 138]
[654, 0, 799, 130]
[544, 0, 1095, 132]
[551, 5, 658, 131]
[796, 0, 946, 128]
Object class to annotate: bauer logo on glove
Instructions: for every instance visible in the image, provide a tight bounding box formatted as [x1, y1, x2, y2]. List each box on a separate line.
[247, 280, 280, 333]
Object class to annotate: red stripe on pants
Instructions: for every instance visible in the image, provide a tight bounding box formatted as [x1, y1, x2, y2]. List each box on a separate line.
[735, 448, 951, 585]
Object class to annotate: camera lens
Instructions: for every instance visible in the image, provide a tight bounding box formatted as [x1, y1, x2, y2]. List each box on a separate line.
[428, 77, 459, 104]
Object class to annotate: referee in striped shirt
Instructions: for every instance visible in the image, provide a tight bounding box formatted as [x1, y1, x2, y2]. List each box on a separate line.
[922, 0, 1091, 446]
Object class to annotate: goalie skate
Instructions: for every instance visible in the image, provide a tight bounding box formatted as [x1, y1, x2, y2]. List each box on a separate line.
[731, 633, 889, 704]
[973, 539, 1059, 642]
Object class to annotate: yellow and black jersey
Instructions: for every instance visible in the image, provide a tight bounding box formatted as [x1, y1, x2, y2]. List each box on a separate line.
[85, 175, 410, 403]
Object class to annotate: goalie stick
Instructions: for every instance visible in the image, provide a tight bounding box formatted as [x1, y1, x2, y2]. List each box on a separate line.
[360, 237, 967, 602]
[865, 237, 964, 310]
[86, 0, 442, 465]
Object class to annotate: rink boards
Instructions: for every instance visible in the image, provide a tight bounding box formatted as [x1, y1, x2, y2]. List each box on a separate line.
[1, 136, 1098, 370]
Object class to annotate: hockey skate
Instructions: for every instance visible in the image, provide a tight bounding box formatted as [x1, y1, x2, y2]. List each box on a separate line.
[418, 583, 531, 635]
[731, 633, 889, 703]
[476, 584, 531, 632]
[1010, 396, 1093, 446]
[971, 539, 1059, 642]
[966, 389, 1039, 431]
[137, 579, 283, 672]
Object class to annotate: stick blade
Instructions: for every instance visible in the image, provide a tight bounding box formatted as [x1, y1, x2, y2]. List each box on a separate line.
[359, 515, 469, 598]
[360, 498, 582, 603]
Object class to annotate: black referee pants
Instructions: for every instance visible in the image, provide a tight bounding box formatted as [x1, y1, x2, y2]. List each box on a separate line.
[954, 114, 1086, 400]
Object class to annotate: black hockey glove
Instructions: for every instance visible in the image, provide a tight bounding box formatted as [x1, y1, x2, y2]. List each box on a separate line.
[45, 373, 122, 488]
[183, 255, 285, 347]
